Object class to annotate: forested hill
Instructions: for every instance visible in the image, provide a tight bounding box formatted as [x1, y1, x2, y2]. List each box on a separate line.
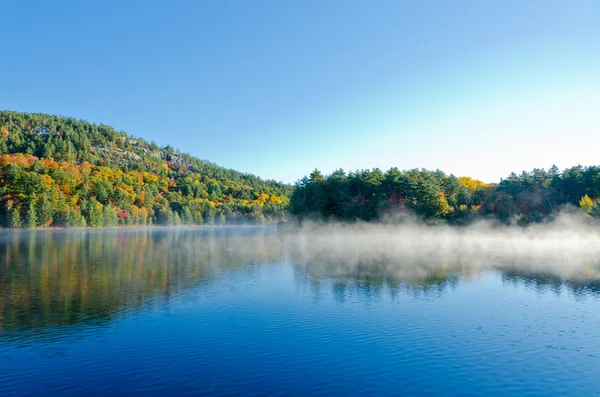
[290, 166, 600, 225]
[0, 111, 292, 227]
[2, 110, 598, 229]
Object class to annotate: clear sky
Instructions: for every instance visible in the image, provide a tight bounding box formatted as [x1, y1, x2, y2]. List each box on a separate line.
[2, 0, 599, 183]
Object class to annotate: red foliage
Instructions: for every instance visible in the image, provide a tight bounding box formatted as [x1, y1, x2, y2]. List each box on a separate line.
[117, 210, 128, 221]
[360, 194, 368, 206]
[388, 192, 407, 206]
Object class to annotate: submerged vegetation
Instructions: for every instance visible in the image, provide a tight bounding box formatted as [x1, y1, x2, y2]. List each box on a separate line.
[2, 110, 600, 228]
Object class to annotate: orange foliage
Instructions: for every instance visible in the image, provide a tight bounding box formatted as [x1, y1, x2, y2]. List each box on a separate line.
[0, 153, 38, 168]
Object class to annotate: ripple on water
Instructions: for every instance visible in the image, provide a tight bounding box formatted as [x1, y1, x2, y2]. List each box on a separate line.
[1, 229, 600, 396]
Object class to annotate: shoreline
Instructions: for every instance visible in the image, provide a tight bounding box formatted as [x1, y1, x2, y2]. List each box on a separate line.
[0, 224, 278, 232]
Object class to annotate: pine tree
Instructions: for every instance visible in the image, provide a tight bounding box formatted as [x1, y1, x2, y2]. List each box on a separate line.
[9, 207, 22, 228]
[182, 206, 194, 225]
[37, 193, 55, 227]
[204, 208, 216, 225]
[103, 204, 119, 227]
[158, 207, 173, 225]
[66, 207, 83, 227]
[195, 211, 204, 225]
[217, 212, 226, 225]
[26, 201, 37, 228]
[88, 198, 104, 227]
[167, 208, 175, 225]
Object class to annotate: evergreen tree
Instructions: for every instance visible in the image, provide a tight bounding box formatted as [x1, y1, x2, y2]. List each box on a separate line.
[103, 204, 119, 227]
[182, 206, 194, 225]
[26, 201, 37, 228]
[88, 198, 104, 227]
[9, 207, 22, 228]
[66, 207, 83, 227]
[36, 193, 55, 227]
[203, 208, 216, 225]
[195, 211, 204, 225]
[157, 207, 173, 225]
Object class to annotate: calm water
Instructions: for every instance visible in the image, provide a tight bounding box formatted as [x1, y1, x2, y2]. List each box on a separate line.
[1, 228, 599, 396]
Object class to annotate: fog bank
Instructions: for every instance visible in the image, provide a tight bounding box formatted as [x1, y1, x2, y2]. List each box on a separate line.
[281, 213, 600, 281]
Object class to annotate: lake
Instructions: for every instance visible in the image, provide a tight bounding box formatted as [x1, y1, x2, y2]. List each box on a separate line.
[1, 228, 599, 396]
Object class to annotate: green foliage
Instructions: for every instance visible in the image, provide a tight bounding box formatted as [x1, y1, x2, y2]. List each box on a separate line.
[5, 111, 600, 228]
[157, 207, 173, 226]
[26, 201, 37, 228]
[290, 165, 600, 225]
[203, 208, 216, 225]
[181, 206, 194, 225]
[66, 207, 84, 227]
[103, 204, 119, 227]
[87, 198, 104, 227]
[591, 202, 600, 219]
[0, 111, 291, 228]
[36, 193, 55, 227]
[9, 207, 22, 228]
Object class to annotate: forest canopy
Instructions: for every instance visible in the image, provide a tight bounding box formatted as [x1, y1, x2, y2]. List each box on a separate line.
[0, 111, 291, 227]
[289, 166, 600, 225]
[1, 110, 599, 228]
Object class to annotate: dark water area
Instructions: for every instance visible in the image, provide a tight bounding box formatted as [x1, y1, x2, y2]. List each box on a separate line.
[0, 228, 599, 396]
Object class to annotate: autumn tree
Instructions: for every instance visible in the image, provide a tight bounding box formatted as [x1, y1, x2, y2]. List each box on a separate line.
[579, 195, 594, 214]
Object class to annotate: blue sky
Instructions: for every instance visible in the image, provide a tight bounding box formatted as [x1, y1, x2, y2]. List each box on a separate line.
[2, 0, 599, 183]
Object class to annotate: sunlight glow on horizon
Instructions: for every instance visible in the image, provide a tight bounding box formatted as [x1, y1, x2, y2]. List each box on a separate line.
[248, 46, 600, 184]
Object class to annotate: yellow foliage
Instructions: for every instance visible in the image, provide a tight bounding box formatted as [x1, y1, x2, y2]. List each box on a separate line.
[580, 195, 594, 214]
[41, 174, 54, 190]
[458, 176, 488, 191]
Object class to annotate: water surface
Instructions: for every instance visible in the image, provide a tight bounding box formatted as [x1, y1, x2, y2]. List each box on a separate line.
[1, 228, 599, 396]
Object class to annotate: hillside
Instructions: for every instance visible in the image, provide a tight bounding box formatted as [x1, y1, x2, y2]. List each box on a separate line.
[3, 110, 599, 229]
[0, 111, 292, 227]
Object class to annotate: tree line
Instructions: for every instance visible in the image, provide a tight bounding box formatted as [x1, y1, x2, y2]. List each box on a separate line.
[289, 165, 600, 224]
[3, 111, 600, 229]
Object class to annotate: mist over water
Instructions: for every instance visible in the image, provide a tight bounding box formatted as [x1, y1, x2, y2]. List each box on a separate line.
[283, 212, 600, 282]
[1, 223, 600, 396]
